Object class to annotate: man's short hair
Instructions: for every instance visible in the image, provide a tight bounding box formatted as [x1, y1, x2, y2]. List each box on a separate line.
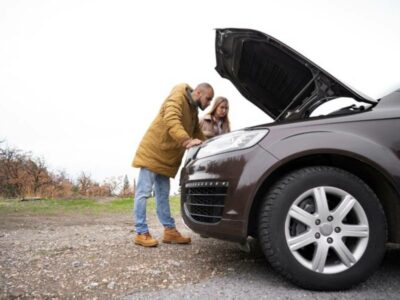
[195, 82, 213, 92]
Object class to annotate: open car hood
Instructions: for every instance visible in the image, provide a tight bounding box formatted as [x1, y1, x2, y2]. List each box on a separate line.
[215, 28, 375, 121]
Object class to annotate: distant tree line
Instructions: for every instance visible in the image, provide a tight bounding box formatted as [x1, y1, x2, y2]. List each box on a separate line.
[0, 142, 134, 199]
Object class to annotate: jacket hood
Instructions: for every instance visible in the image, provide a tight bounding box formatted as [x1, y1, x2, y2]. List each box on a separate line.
[215, 28, 375, 121]
[172, 83, 197, 109]
[171, 83, 192, 99]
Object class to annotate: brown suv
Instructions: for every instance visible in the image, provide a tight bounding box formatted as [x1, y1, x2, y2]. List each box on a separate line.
[180, 28, 400, 290]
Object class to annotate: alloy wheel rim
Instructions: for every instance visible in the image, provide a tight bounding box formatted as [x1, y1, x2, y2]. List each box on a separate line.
[284, 186, 369, 274]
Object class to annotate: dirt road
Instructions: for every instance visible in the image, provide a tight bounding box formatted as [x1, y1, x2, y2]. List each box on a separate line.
[2, 212, 400, 299]
[0, 212, 253, 299]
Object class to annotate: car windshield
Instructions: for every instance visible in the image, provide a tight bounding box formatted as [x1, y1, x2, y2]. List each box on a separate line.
[310, 97, 374, 118]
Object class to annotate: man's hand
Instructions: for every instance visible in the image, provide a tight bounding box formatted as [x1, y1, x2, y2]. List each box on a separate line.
[185, 138, 203, 149]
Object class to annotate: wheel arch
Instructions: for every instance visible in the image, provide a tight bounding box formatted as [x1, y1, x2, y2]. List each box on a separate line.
[247, 152, 400, 243]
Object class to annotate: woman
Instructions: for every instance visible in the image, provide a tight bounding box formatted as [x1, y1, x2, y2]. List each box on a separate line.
[199, 96, 231, 139]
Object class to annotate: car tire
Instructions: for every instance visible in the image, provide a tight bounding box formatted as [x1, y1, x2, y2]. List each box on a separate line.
[258, 166, 386, 290]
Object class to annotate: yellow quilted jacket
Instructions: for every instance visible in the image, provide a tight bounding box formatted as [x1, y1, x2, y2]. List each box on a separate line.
[132, 83, 205, 178]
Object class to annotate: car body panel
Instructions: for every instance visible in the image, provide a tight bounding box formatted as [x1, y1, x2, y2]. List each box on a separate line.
[181, 90, 400, 243]
[215, 28, 375, 120]
[181, 145, 278, 242]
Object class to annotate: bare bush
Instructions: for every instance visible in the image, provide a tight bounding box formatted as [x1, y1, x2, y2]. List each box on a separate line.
[0, 142, 134, 199]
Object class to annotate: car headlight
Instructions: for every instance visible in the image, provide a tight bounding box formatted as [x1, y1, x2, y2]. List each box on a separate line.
[196, 128, 269, 159]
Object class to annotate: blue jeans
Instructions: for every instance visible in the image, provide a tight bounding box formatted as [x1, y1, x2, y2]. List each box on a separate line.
[133, 168, 175, 234]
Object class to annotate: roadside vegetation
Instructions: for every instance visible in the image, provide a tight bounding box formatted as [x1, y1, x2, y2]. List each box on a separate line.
[0, 141, 134, 199]
[0, 196, 180, 215]
[0, 196, 180, 216]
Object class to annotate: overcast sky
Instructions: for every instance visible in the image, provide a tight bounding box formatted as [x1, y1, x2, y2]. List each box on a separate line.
[1, 0, 399, 192]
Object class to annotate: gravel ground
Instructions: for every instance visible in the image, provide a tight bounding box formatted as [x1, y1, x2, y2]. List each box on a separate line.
[1, 212, 400, 299]
[0, 212, 251, 299]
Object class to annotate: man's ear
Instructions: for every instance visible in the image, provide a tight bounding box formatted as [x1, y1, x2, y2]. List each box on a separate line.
[194, 90, 201, 100]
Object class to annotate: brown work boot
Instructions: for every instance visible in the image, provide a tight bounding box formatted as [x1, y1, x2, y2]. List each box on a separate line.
[163, 227, 191, 244]
[134, 232, 158, 247]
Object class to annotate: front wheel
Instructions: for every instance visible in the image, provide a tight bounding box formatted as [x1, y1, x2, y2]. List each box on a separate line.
[258, 166, 386, 290]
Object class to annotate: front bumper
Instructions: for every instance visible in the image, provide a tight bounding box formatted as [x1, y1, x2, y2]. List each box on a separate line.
[180, 144, 278, 243]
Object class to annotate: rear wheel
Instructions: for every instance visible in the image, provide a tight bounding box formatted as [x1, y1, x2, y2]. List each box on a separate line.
[258, 166, 386, 290]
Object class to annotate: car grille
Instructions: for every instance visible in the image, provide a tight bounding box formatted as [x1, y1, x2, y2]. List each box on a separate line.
[183, 181, 228, 224]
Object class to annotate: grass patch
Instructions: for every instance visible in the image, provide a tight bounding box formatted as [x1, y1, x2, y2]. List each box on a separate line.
[0, 196, 180, 215]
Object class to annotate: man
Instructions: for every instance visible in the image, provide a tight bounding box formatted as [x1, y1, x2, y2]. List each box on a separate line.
[132, 82, 214, 247]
